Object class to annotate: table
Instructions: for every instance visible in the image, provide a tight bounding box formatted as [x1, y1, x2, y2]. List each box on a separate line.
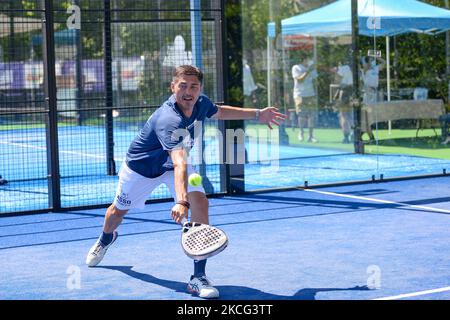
[361, 99, 445, 137]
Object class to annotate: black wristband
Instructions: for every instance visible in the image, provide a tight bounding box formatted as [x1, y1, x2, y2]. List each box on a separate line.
[176, 200, 190, 209]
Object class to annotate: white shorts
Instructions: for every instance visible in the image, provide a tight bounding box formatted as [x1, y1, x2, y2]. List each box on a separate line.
[113, 162, 205, 210]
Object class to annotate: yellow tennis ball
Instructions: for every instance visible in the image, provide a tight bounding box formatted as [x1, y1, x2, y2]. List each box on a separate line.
[188, 173, 202, 187]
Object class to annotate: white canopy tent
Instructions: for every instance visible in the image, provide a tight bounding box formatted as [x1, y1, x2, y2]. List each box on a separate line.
[282, 0, 450, 37]
[280, 0, 450, 102]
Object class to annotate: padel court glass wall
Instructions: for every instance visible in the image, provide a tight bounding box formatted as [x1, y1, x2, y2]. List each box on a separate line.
[0, 0, 225, 214]
[1, 0, 450, 215]
[242, 0, 450, 191]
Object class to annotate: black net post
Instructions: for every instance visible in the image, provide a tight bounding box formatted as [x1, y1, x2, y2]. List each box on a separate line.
[103, 0, 116, 176]
[42, 0, 61, 210]
[351, 0, 364, 154]
[223, 0, 245, 194]
[74, 0, 84, 126]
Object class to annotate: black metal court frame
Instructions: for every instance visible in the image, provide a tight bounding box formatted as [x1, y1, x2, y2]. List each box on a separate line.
[0, 0, 246, 215]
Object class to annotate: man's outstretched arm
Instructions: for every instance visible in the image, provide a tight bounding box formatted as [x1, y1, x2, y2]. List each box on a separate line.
[212, 105, 287, 130]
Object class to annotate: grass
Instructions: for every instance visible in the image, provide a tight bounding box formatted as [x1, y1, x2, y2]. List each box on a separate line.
[0, 124, 46, 131]
[0, 123, 75, 131]
[244, 124, 450, 160]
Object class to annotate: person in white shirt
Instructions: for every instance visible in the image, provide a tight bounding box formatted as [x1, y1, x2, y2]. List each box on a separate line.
[292, 57, 319, 143]
[335, 62, 354, 144]
[243, 59, 258, 106]
[361, 56, 385, 104]
[361, 57, 385, 141]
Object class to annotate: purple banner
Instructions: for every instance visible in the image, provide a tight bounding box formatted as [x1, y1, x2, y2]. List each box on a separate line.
[0, 62, 25, 90]
[0, 58, 144, 92]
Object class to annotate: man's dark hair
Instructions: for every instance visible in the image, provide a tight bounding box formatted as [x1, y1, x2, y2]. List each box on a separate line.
[173, 65, 203, 83]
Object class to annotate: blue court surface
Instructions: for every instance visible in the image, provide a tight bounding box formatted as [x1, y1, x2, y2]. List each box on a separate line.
[1, 175, 449, 300]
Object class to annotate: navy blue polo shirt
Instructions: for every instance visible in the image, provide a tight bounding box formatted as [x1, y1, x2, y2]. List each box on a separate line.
[126, 94, 218, 178]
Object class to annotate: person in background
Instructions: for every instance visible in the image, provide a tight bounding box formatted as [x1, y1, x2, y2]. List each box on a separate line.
[361, 56, 385, 105]
[292, 57, 319, 143]
[243, 59, 258, 107]
[360, 56, 385, 141]
[334, 61, 354, 144]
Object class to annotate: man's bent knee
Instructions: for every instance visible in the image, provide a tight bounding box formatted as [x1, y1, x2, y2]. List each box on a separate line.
[107, 204, 128, 218]
[189, 191, 208, 206]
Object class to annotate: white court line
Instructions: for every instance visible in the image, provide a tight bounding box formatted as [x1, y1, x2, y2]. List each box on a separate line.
[305, 189, 450, 214]
[373, 286, 450, 300]
[0, 140, 125, 161]
[306, 188, 450, 300]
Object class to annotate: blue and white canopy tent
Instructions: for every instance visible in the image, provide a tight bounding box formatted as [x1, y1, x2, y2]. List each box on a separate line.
[280, 0, 450, 102]
[282, 0, 450, 37]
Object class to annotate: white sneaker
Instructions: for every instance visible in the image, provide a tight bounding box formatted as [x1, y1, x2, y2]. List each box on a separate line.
[187, 275, 220, 299]
[298, 132, 304, 142]
[85, 231, 118, 267]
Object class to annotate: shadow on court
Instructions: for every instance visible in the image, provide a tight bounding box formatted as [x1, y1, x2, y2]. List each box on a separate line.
[97, 265, 370, 300]
[241, 193, 450, 214]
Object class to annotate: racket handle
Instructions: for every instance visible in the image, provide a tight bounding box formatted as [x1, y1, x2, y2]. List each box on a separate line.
[180, 217, 191, 233]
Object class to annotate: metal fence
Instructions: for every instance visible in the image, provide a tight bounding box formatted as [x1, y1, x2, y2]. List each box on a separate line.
[0, 0, 227, 214]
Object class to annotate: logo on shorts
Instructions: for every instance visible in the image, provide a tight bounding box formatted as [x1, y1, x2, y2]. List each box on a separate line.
[116, 192, 131, 206]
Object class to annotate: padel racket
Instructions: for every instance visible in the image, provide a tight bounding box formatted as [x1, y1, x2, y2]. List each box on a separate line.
[180, 218, 228, 260]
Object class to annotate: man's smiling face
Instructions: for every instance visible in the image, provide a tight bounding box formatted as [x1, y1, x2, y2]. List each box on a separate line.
[171, 74, 202, 112]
